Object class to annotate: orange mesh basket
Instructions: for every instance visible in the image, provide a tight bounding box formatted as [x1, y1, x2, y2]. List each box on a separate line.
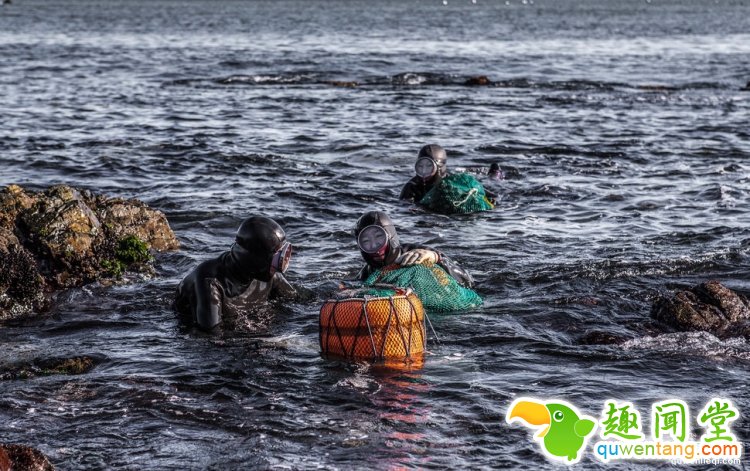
[319, 287, 426, 362]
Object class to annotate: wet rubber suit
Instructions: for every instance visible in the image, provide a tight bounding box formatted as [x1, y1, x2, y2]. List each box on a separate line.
[353, 211, 475, 288]
[174, 216, 296, 330]
[399, 144, 448, 203]
[399, 144, 498, 203]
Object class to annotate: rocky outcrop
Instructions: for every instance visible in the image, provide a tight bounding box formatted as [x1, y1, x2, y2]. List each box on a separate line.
[0, 230, 47, 320]
[0, 444, 54, 470]
[651, 280, 750, 338]
[0, 184, 179, 321]
[20, 185, 103, 282]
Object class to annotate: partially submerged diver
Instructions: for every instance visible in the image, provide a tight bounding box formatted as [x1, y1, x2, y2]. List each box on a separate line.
[174, 216, 296, 330]
[399, 144, 498, 204]
[353, 210, 474, 288]
[399, 144, 448, 203]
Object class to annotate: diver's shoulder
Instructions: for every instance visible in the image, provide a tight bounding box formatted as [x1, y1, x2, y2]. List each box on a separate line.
[192, 254, 224, 278]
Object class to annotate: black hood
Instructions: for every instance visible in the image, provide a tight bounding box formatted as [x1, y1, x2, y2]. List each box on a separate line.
[225, 216, 286, 285]
[417, 144, 448, 180]
[354, 211, 401, 268]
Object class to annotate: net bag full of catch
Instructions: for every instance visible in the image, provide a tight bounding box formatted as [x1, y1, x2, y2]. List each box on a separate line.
[364, 264, 483, 312]
[319, 287, 426, 363]
[419, 173, 495, 214]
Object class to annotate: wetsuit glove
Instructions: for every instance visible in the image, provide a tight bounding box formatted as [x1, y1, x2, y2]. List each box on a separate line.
[396, 249, 439, 266]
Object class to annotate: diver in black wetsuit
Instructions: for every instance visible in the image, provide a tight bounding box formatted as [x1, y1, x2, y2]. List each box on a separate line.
[174, 216, 296, 330]
[399, 144, 448, 203]
[400, 144, 499, 204]
[353, 210, 474, 288]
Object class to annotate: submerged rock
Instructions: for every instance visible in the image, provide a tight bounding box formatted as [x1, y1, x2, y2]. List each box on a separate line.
[576, 330, 631, 346]
[0, 444, 54, 471]
[326, 80, 358, 88]
[651, 280, 750, 338]
[0, 184, 179, 320]
[0, 355, 101, 380]
[464, 75, 492, 86]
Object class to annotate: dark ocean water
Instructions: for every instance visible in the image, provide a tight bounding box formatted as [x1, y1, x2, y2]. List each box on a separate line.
[1, 0, 750, 469]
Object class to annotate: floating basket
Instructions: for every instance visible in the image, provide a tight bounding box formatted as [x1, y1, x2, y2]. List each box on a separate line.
[319, 287, 426, 363]
[419, 172, 494, 214]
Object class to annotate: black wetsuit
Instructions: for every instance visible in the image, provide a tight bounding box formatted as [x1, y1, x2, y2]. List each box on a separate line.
[174, 252, 296, 330]
[174, 216, 296, 331]
[399, 176, 436, 203]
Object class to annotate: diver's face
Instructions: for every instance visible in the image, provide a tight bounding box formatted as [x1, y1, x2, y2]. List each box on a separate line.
[358, 225, 389, 257]
[415, 157, 438, 181]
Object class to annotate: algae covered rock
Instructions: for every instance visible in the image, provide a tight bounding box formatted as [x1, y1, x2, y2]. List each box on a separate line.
[0, 355, 100, 380]
[651, 280, 750, 338]
[20, 185, 102, 284]
[0, 184, 180, 320]
[0, 184, 37, 230]
[0, 235, 47, 321]
[90, 196, 180, 251]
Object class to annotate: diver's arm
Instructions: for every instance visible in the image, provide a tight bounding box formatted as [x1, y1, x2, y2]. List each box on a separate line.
[396, 248, 438, 266]
[485, 189, 497, 205]
[400, 243, 475, 288]
[435, 252, 475, 288]
[271, 274, 317, 303]
[356, 264, 373, 281]
[270, 273, 298, 300]
[400, 176, 426, 202]
[399, 180, 416, 201]
[195, 278, 221, 330]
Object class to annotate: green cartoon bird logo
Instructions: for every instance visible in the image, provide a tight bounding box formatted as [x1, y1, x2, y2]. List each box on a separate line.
[507, 398, 597, 464]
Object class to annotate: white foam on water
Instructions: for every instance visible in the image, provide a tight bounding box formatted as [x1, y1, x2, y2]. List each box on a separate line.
[623, 331, 750, 360]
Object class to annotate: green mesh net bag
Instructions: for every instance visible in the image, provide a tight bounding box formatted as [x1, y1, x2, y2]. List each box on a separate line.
[363, 264, 482, 312]
[342, 287, 398, 298]
[419, 173, 495, 214]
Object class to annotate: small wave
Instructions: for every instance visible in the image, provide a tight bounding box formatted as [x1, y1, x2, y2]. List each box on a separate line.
[635, 82, 730, 91]
[258, 333, 317, 352]
[623, 332, 750, 360]
[218, 59, 271, 69]
[24, 138, 66, 150]
[388, 72, 453, 86]
[160, 78, 207, 87]
[72, 139, 134, 148]
[159, 73, 731, 93]
[513, 184, 582, 201]
[215, 73, 318, 85]
[528, 248, 746, 284]
[475, 142, 628, 160]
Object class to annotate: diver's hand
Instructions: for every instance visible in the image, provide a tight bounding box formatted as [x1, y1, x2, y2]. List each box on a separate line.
[396, 249, 439, 266]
